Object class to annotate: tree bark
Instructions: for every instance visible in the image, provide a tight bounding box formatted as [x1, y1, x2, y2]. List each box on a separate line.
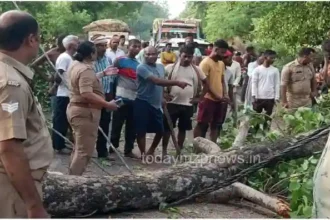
[43, 129, 329, 217]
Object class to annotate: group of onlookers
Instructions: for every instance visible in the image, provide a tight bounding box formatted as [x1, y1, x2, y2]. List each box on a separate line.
[32, 31, 320, 177]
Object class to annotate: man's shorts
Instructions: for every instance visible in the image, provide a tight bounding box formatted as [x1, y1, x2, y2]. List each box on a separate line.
[197, 98, 228, 125]
[163, 103, 194, 132]
[134, 98, 164, 135]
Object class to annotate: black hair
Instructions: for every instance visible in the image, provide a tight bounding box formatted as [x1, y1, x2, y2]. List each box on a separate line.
[298, 47, 315, 57]
[165, 43, 172, 47]
[186, 42, 195, 49]
[214, 39, 229, 49]
[246, 46, 254, 52]
[0, 14, 39, 51]
[57, 34, 66, 47]
[235, 51, 241, 56]
[263, 49, 277, 57]
[73, 40, 95, 62]
[128, 39, 141, 47]
[119, 35, 125, 39]
[142, 42, 149, 48]
[228, 46, 235, 53]
[180, 44, 194, 56]
[209, 43, 213, 47]
[187, 33, 193, 38]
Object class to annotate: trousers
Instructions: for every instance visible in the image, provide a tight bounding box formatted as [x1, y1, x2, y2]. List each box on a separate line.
[67, 104, 101, 176]
[110, 102, 135, 155]
[52, 96, 70, 150]
[96, 108, 111, 158]
[0, 169, 46, 218]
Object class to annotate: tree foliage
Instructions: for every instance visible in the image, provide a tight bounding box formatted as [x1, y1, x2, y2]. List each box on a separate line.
[127, 2, 169, 40]
[180, 1, 329, 68]
[0, 1, 167, 42]
[253, 2, 330, 50]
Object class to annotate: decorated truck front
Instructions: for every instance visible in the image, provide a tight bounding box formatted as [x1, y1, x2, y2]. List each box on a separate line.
[151, 18, 201, 46]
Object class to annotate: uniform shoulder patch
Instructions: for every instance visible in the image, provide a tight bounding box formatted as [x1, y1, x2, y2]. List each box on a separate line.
[7, 80, 20, 87]
[1, 102, 19, 113]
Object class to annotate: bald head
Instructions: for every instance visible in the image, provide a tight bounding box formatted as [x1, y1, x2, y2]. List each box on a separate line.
[145, 46, 157, 54]
[0, 10, 39, 51]
[144, 46, 158, 64]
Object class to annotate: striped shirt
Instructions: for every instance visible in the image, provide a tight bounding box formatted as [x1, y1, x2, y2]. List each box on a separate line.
[94, 55, 114, 94]
[115, 56, 139, 103]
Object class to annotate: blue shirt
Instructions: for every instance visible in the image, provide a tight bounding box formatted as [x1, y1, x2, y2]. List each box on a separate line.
[136, 63, 165, 109]
[115, 57, 139, 104]
[94, 56, 114, 94]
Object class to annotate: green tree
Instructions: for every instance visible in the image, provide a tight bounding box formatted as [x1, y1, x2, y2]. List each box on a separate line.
[253, 2, 330, 50]
[36, 2, 92, 42]
[127, 2, 169, 40]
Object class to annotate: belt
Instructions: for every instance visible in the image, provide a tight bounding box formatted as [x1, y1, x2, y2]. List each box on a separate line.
[287, 93, 310, 99]
[70, 102, 102, 110]
[0, 167, 47, 182]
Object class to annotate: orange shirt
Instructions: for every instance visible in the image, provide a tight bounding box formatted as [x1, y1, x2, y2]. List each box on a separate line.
[199, 57, 225, 101]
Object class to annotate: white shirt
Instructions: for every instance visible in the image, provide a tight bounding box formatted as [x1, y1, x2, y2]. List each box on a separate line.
[165, 65, 206, 106]
[226, 60, 241, 86]
[247, 61, 258, 77]
[251, 65, 280, 100]
[106, 48, 125, 63]
[55, 52, 72, 97]
[224, 68, 234, 94]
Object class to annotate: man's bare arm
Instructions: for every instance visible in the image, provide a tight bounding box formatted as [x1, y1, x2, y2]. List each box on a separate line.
[0, 139, 44, 211]
[148, 75, 185, 87]
[54, 69, 65, 84]
[228, 84, 234, 102]
[222, 74, 228, 97]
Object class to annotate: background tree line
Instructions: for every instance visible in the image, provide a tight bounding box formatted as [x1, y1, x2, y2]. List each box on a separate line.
[0, 1, 168, 43]
[180, 1, 330, 68]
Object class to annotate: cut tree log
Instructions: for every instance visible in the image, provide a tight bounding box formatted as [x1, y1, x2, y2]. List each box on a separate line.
[193, 138, 291, 218]
[43, 128, 329, 217]
[196, 182, 290, 218]
[193, 137, 221, 154]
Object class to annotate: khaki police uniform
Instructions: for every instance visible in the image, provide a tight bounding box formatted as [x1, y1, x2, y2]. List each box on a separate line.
[281, 59, 315, 109]
[67, 60, 104, 175]
[0, 53, 54, 218]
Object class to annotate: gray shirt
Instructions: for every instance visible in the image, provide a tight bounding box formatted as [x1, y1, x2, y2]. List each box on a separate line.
[136, 63, 165, 109]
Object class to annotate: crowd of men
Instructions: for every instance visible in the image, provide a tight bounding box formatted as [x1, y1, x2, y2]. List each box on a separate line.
[0, 9, 323, 218]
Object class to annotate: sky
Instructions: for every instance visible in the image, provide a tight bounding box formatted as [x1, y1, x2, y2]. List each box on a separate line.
[166, 0, 187, 18]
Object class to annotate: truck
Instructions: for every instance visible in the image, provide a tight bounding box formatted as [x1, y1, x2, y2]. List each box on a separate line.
[151, 18, 211, 58]
[82, 19, 131, 45]
[151, 18, 204, 46]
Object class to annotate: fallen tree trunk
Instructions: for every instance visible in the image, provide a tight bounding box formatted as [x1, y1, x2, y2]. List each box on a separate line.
[43, 128, 329, 217]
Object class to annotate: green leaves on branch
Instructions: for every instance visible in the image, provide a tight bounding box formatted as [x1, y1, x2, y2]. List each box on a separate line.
[253, 2, 330, 50]
[218, 93, 330, 218]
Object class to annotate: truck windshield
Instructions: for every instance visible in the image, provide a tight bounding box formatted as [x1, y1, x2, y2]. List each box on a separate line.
[161, 32, 197, 39]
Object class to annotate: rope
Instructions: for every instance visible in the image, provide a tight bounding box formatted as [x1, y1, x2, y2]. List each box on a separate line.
[12, 1, 134, 175]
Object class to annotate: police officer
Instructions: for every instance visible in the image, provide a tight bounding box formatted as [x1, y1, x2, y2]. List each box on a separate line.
[281, 48, 317, 109]
[66, 41, 118, 176]
[0, 10, 54, 218]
